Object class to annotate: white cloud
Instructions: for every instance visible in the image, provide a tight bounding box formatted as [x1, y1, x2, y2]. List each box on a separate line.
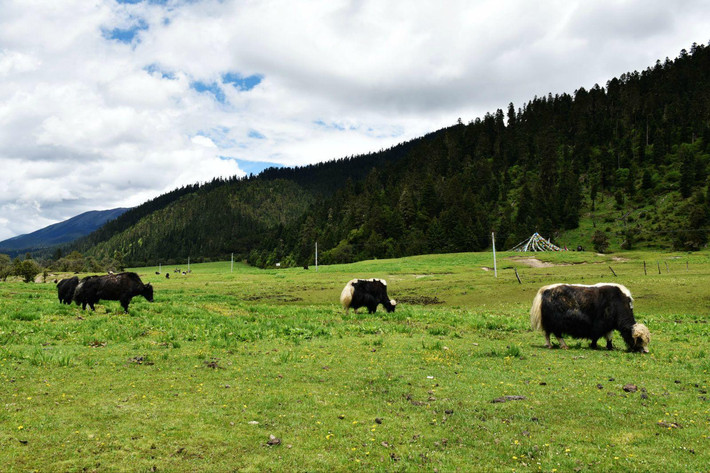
[1, 0, 709, 241]
[191, 135, 218, 148]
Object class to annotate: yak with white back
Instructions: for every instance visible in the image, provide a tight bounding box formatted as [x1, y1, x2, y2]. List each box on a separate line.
[530, 283, 650, 352]
[340, 278, 396, 314]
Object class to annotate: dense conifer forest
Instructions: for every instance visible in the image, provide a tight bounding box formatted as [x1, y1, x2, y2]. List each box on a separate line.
[65, 43, 710, 269]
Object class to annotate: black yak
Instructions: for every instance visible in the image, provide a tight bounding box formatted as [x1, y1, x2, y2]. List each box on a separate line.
[56, 276, 79, 304]
[530, 283, 650, 352]
[74, 272, 153, 313]
[73, 275, 100, 310]
[340, 278, 396, 314]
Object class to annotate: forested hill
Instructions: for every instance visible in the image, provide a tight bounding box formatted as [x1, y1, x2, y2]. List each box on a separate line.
[78, 43, 710, 269]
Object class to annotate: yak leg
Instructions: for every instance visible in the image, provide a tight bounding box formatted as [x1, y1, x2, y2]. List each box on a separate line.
[590, 339, 599, 349]
[605, 332, 614, 350]
[544, 332, 553, 349]
[555, 335, 568, 350]
[120, 297, 131, 313]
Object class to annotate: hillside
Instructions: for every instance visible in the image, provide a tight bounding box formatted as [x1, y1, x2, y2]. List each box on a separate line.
[73, 43, 710, 268]
[0, 208, 129, 257]
[78, 179, 315, 267]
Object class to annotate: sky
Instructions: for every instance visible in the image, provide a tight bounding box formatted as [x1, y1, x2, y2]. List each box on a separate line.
[1, 0, 709, 241]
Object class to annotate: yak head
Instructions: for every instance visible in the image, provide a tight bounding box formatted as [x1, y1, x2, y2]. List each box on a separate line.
[631, 323, 650, 353]
[142, 283, 154, 302]
[384, 299, 397, 313]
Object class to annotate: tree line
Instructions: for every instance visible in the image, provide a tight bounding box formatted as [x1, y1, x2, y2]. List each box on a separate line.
[25, 42, 710, 270]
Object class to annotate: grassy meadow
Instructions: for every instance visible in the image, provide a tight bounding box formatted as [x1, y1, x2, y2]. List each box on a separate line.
[1, 250, 709, 472]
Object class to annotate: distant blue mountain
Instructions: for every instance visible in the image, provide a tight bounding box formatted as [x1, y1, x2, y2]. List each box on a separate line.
[0, 208, 130, 253]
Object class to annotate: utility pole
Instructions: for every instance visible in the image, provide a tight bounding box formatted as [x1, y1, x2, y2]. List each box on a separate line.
[492, 232, 497, 278]
[315, 241, 318, 272]
[231, 253, 233, 273]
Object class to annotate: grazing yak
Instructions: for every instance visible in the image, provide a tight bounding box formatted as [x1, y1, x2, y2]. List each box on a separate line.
[530, 283, 650, 352]
[74, 272, 153, 313]
[340, 278, 396, 314]
[72, 275, 100, 309]
[56, 276, 79, 304]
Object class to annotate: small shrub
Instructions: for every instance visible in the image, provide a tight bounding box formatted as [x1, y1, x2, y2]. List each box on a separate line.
[505, 345, 522, 357]
[29, 348, 52, 366]
[592, 231, 610, 253]
[57, 354, 73, 367]
[428, 326, 450, 336]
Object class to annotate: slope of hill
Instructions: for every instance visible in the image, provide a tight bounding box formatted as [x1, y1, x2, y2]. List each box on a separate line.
[78, 178, 315, 267]
[75, 43, 710, 268]
[0, 208, 130, 257]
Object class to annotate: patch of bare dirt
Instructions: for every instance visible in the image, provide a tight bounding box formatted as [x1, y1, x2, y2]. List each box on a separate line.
[509, 257, 555, 268]
[611, 256, 630, 262]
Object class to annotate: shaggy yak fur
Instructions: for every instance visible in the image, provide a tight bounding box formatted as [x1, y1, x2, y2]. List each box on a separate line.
[56, 276, 79, 304]
[73, 272, 153, 313]
[340, 278, 396, 314]
[530, 283, 650, 352]
[73, 275, 99, 309]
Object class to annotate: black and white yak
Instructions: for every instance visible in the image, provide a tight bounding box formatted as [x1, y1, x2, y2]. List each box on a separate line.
[56, 276, 79, 304]
[530, 283, 650, 352]
[340, 278, 396, 314]
[73, 272, 153, 313]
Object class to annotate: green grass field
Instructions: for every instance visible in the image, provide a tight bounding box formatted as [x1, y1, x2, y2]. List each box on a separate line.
[1, 251, 709, 472]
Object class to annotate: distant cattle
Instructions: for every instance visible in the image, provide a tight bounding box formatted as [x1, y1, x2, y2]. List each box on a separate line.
[530, 283, 650, 352]
[74, 272, 154, 313]
[340, 279, 396, 314]
[56, 276, 79, 304]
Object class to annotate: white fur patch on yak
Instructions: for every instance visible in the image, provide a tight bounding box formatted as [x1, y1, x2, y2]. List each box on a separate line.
[340, 279, 357, 310]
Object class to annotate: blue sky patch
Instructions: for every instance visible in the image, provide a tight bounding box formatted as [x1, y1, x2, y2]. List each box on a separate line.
[222, 72, 263, 91]
[220, 157, 283, 175]
[248, 130, 266, 140]
[102, 19, 148, 44]
[191, 81, 226, 104]
[144, 63, 175, 79]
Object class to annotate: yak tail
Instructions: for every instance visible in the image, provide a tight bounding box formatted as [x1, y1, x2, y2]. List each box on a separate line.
[530, 287, 545, 331]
